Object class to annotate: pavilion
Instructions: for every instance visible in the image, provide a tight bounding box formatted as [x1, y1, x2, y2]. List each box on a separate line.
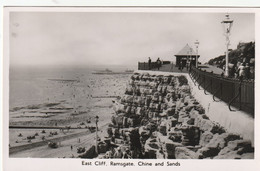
[175, 44, 200, 67]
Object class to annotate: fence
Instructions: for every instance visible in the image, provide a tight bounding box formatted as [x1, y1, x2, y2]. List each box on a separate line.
[189, 66, 254, 116]
[138, 61, 171, 70]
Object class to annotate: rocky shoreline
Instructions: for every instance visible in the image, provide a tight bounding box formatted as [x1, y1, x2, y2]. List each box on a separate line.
[80, 72, 254, 159]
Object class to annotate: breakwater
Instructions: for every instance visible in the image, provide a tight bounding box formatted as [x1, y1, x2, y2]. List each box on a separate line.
[80, 72, 254, 159]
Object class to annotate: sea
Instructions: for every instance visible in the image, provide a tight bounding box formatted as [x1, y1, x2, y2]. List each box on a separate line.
[9, 65, 136, 110]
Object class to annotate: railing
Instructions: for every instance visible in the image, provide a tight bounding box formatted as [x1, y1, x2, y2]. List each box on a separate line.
[189, 66, 254, 116]
[138, 61, 171, 70]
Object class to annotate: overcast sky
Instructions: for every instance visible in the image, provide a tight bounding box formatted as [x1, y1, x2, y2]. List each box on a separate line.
[9, 12, 254, 67]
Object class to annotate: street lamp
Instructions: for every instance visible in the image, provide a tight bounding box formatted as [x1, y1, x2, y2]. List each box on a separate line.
[190, 47, 192, 67]
[194, 40, 199, 68]
[221, 13, 233, 77]
[95, 115, 99, 154]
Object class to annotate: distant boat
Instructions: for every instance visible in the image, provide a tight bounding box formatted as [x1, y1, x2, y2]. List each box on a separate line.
[92, 68, 134, 75]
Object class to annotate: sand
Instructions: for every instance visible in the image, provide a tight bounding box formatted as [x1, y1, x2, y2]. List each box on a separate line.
[9, 73, 130, 158]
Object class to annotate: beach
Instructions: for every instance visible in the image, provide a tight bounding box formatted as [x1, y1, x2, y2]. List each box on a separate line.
[9, 66, 133, 158]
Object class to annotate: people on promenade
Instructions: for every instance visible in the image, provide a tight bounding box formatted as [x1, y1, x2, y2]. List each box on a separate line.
[245, 63, 250, 79]
[156, 58, 161, 70]
[179, 61, 183, 72]
[186, 61, 190, 71]
[171, 61, 174, 71]
[238, 62, 246, 80]
[229, 63, 235, 77]
[148, 57, 151, 70]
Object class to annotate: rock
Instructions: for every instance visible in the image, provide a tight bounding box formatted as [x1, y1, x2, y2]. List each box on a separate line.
[195, 117, 214, 132]
[170, 118, 178, 127]
[145, 149, 157, 159]
[206, 134, 226, 149]
[78, 145, 97, 158]
[185, 105, 194, 112]
[189, 110, 200, 119]
[210, 124, 226, 134]
[193, 101, 199, 105]
[159, 125, 167, 136]
[204, 133, 242, 154]
[168, 128, 182, 143]
[201, 114, 209, 120]
[213, 151, 242, 159]
[113, 103, 125, 113]
[186, 145, 202, 152]
[166, 107, 175, 116]
[181, 126, 200, 146]
[178, 116, 189, 124]
[144, 137, 161, 159]
[175, 147, 198, 159]
[98, 143, 107, 153]
[241, 153, 254, 159]
[199, 131, 214, 146]
[165, 142, 183, 159]
[146, 122, 157, 132]
[129, 128, 142, 150]
[218, 146, 232, 156]
[194, 105, 205, 114]
[197, 146, 220, 158]
[224, 134, 241, 144]
[227, 139, 254, 154]
[187, 118, 195, 125]
[115, 138, 124, 144]
[123, 95, 134, 103]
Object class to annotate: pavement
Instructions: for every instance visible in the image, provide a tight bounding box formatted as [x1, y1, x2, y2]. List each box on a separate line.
[150, 63, 223, 75]
[151, 64, 189, 73]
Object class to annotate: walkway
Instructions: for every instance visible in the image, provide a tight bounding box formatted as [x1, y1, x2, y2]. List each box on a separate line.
[151, 64, 189, 73]
[150, 63, 224, 75]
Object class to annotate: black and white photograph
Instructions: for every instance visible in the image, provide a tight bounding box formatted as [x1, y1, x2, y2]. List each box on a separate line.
[1, 5, 260, 171]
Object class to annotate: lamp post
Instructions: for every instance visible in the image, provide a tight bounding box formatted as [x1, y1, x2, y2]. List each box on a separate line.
[95, 115, 99, 154]
[194, 40, 199, 68]
[190, 47, 193, 67]
[221, 13, 233, 77]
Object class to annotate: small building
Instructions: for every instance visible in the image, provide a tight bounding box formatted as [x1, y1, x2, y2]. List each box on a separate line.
[175, 44, 200, 67]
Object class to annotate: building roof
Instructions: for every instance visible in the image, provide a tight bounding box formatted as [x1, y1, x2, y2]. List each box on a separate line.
[175, 44, 199, 56]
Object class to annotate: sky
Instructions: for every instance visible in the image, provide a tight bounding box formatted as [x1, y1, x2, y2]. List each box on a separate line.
[9, 12, 255, 67]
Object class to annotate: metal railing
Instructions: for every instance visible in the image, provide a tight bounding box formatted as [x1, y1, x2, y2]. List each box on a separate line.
[138, 61, 171, 70]
[189, 66, 254, 116]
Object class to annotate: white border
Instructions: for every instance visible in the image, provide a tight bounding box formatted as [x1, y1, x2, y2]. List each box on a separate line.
[2, 6, 260, 171]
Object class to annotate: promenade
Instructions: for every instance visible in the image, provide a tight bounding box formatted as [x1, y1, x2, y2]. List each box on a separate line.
[150, 63, 223, 75]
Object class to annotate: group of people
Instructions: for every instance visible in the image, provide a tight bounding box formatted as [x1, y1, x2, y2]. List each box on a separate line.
[226, 62, 253, 80]
[148, 57, 162, 70]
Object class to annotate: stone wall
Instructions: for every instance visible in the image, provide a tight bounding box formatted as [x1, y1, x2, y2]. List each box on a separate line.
[80, 71, 254, 159]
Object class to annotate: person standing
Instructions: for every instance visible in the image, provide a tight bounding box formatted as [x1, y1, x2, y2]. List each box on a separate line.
[179, 60, 183, 72]
[148, 57, 151, 70]
[244, 63, 250, 79]
[238, 63, 246, 80]
[156, 58, 161, 70]
[186, 60, 190, 71]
